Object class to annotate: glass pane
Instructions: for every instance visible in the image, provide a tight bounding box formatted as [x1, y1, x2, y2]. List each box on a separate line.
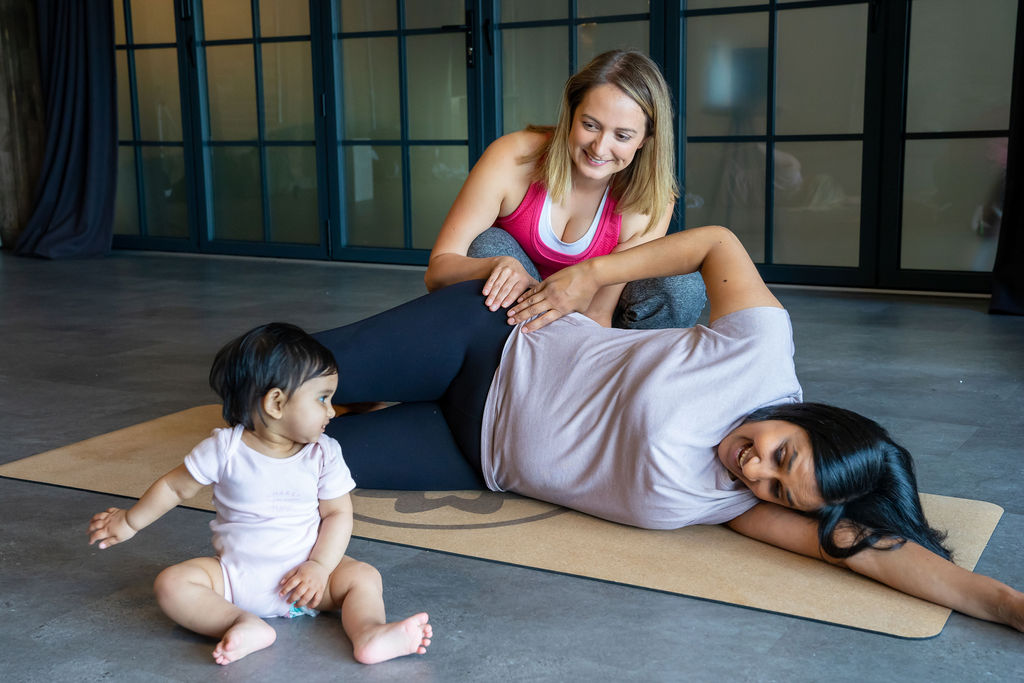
[267, 146, 319, 244]
[342, 38, 400, 139]
[116, 51, 133, 140]
[501, 0, 567, 21]
[686, 0, 756, 9]
[141, 146, 188, 238]
[773, 141, 862, 267]
[113, 0, 126, 44]
[338, 0, 396, 31]
[407, 34, 467, 140]
[906, 0, 1015, 133]
[405, 0, 462, 29]
[134, 48, 182, 141]
[210, 147, 263, 241]
[410, 146, 469, 249]
[502, 26, 568, 134]
[345, 145, 404, 247]
[901, 138, 1006, 271]
[578, 21, 649, 68]
[129, 0, 176, 43]
[684, 142, 765, 261]
[578, 0, 648, 18]
[203, 0, 252, 41]
[114, 147, 139, 235]
[263, 42, 315, 140]
[685, 13, 768, 137]
[776, 5, 866, 136]
[206, 45, 258, 140]
[260, 0, 309, 37]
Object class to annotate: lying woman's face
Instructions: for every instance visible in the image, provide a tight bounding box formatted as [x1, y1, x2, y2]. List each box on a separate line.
[716, 420, 826, 512]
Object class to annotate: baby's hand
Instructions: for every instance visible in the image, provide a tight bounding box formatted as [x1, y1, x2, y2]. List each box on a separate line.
[279, 560, 329, 609]
[88, 507, 137, 549]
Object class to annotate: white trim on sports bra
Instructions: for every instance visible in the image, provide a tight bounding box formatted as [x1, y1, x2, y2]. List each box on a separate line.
[537, 186, 609, 256]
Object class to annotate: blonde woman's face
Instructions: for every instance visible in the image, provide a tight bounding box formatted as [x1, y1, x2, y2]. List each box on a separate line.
[568, 83, 647, 184]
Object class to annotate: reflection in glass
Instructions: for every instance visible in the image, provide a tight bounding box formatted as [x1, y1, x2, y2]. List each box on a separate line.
[267, 146, 319, 244]
[684, 142, 765, 261]
[114, 0, 126, 44]
[901, 138, 1006, 272]
[338, 0, 395, 31]
[116, 51, 133, 140]
[776, 5, 866, 136]
[578, 21, 649, 67]
[260, 0, 310, 37]
[685, 13, 768, 137]
[203, 0, 252, 41]
[410, 146, 469, 249]
[141, 147, 188, 238]
[906, 0, 1015, 133]
[133, 48, 182, 141]
[579, 0, 648, 18]
[407, 35, 467, 140]
[263, 42, 315, 140]
[502, 26, 567, 134]
[210, 147, 263, 241]
[342, 38, 400, 139]
[773, 142, 861, 267]
[206, 45, 258, 140]
[500, 0, 567, 21]
[345, 145, 404, 247]
[114, 147, 138, 235]
[405, 0, 462, 29]
[129, 0, 176, 43]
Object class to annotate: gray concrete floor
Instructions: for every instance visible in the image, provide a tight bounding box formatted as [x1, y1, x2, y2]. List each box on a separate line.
[1, 250, 1022, 682]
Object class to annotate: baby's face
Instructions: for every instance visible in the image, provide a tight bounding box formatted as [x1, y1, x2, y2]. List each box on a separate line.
[278, 373, 338, 445]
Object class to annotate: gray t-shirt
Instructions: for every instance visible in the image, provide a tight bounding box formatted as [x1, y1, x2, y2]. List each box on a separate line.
[480, 306, 802, 529]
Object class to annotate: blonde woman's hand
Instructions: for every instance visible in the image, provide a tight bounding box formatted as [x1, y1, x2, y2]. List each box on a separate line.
[482, 257, 539, 311]
[506, 262, 600, 332]
[88, 507, 137, 549]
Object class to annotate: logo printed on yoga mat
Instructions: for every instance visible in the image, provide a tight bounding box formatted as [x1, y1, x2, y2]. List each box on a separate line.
[352, 489, 568, 530]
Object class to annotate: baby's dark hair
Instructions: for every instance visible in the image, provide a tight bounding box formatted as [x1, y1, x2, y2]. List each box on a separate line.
[209, 322, 338, 430]
[743, 402, 951, 561]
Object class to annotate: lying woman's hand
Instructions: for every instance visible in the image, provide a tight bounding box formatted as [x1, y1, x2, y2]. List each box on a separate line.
[482, 257, 539, 311]
[506, 262, 600, 332]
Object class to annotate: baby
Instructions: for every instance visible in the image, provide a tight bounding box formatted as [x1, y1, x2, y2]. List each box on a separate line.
[88, 322, 431, 665]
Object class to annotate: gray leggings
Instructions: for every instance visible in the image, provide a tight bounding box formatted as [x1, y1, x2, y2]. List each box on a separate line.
[468, 227, 707, 329]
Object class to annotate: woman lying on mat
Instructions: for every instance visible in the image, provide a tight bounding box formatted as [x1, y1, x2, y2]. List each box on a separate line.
[315, 225, 1024, 632]
[424, 49, 705, 330]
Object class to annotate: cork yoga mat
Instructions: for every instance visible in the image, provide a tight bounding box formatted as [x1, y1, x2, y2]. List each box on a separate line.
[0, 405, 1003, 638]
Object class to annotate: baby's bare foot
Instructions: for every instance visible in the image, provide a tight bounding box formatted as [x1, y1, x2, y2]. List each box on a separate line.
[352, 612, 432, 665]
[212, 615, 277, 666]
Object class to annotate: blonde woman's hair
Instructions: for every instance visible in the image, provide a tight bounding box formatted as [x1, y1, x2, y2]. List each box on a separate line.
[524, 49, 678, 234]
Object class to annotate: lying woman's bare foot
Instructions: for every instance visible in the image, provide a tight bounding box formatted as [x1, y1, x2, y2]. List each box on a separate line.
[211, 615, 277, 666]
[352, 612, 432, 665]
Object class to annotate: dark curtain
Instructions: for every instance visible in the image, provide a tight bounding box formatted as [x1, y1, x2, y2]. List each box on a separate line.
[989, 0, 1024, 315]
[15, 0, 116, 259]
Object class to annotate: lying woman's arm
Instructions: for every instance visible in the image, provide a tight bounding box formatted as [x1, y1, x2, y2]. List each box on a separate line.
[726, 502, 1024, 631]
[507, 225, 778, 331]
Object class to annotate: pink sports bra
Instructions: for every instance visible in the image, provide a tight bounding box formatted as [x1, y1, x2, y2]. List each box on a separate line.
[493, 182, 622, 279]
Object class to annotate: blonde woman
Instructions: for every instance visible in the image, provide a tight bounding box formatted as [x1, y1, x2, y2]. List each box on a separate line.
[425, 49, 705, 329]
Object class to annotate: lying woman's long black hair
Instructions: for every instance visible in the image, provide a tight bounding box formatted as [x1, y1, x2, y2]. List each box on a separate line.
[743, 403, 951, 560]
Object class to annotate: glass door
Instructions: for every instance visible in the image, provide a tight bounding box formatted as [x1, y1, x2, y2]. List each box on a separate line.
[330, 0, 477, 262]
[196, 0, 326, 256]
[682, 0, 872, 286]
[883, 0, 1016, 290]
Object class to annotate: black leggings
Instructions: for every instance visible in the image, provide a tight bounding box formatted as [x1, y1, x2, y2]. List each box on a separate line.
[314, 280, 513, 490]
